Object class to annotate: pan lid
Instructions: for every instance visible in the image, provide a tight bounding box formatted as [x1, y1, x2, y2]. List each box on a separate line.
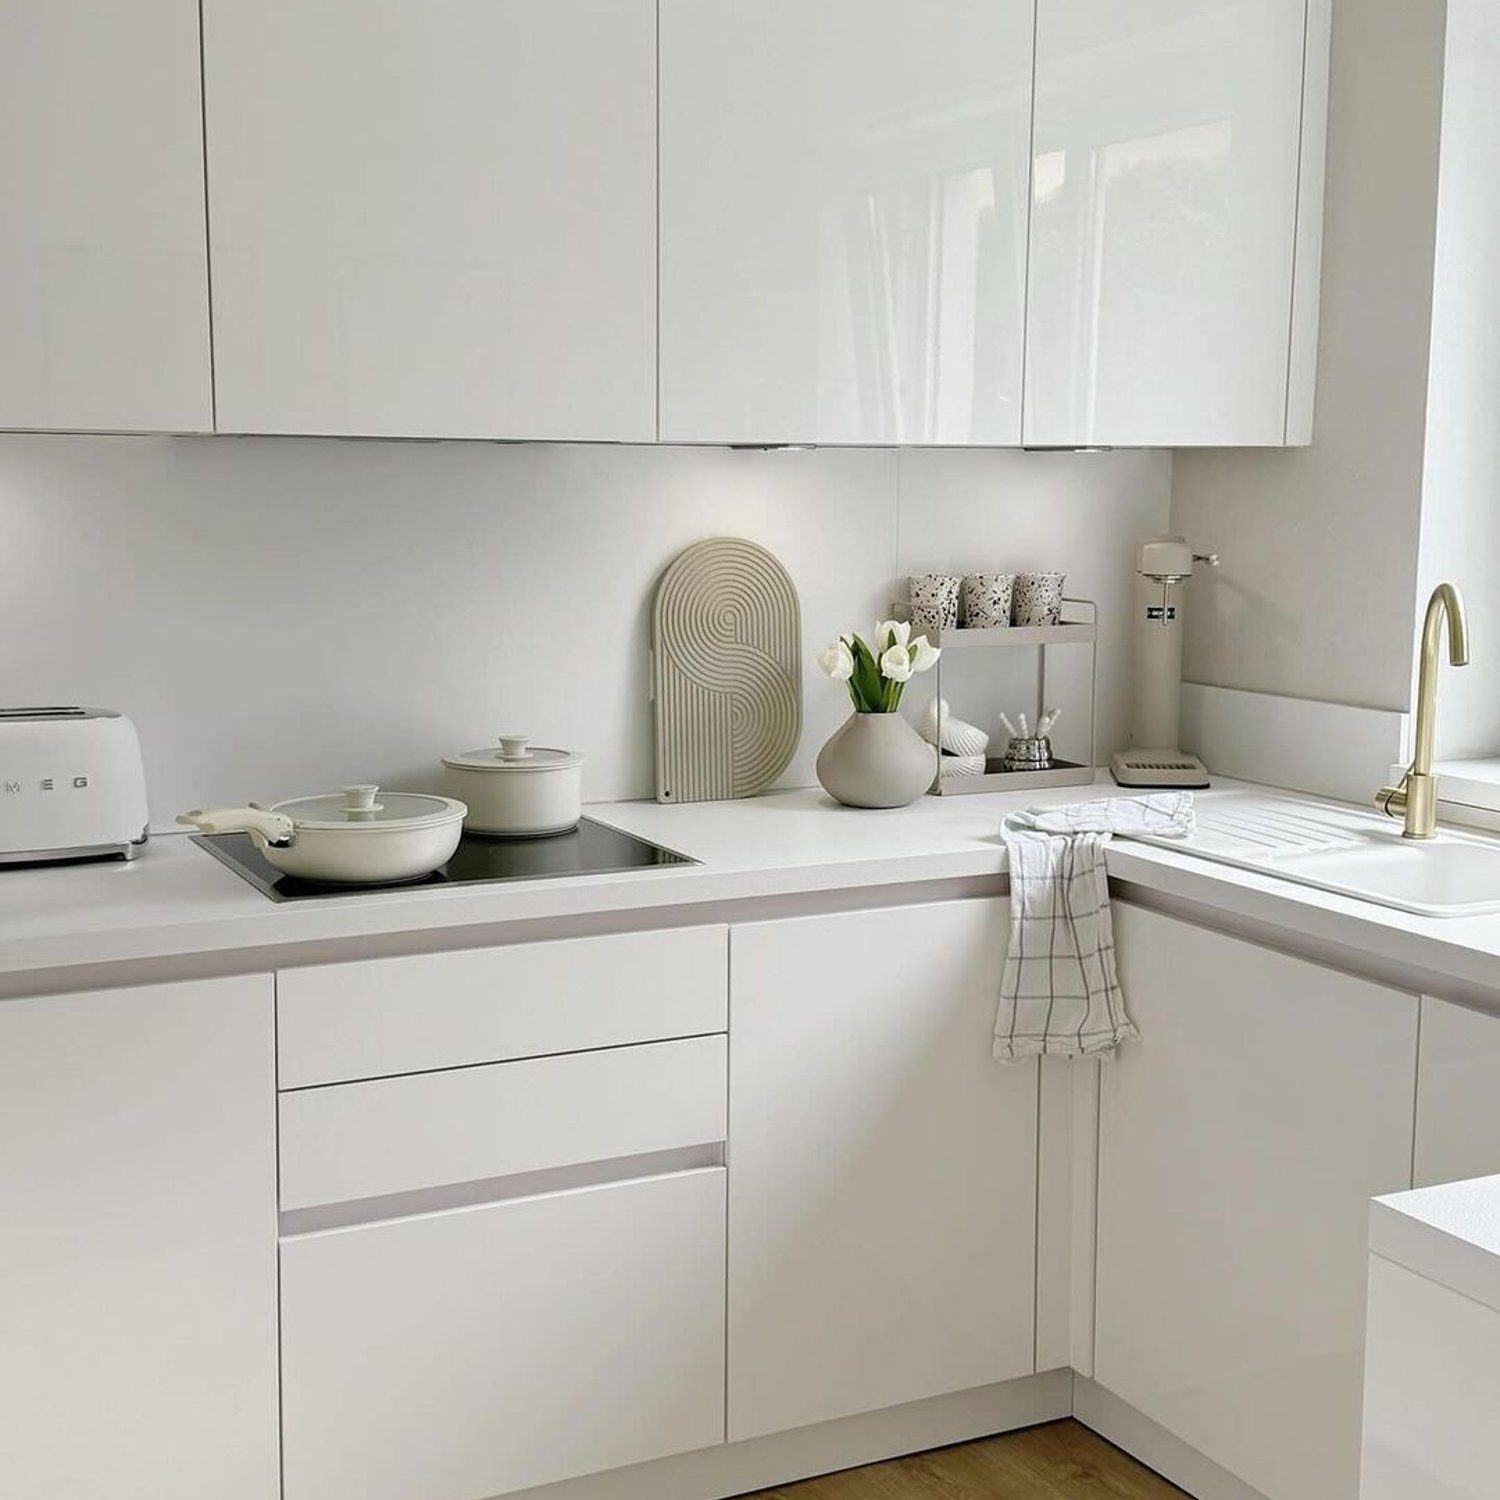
[443, 735, 583, 773]
[271, 784, 466, 831]
[0, 706, 121, 721]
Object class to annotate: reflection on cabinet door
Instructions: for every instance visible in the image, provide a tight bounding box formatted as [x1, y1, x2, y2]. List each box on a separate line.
[0, 975, 278, 1500]
[1025, 0, 1327, 446]
[1096, 905, 1417, 1500]
[1414, 996, 1500, 1188]
[203, 0, 656, 440]
[281, 1170, 727, 1500]
[0, 0, 211, 432]
[660, 0, 1033, 445]
[728, 899, 1037, 1441]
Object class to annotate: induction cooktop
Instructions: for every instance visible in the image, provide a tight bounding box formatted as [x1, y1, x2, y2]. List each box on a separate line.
[193, 817, 696, 902]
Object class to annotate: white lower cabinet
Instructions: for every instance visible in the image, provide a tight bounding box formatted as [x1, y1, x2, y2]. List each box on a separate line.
[1361, 1252, 1500, 1500]
[280, 1169, 727, 1500]
[727, 899, 1038, 1441]
[1094, 905, 1418, 1500]
[0, 975, 278, 1500]
[1414, 995, 1500, 1187]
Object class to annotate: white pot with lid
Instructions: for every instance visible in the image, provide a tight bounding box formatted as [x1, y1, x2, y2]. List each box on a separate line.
[179, 784, 466, 884]
[442, 735, 583, 837]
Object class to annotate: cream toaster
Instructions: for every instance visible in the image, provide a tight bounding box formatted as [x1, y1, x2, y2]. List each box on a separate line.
[0, 708, 149, 863]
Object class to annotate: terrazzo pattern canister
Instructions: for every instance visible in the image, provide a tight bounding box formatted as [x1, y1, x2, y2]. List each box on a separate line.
[1012, 572, 1066, 626]
[961, 572, 1016, 630]
[908, 573, 961, 633]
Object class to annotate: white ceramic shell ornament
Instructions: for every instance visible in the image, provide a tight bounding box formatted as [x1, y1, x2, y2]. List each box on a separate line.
[939, 752, 988, 780]
[920, 698, 990, 758]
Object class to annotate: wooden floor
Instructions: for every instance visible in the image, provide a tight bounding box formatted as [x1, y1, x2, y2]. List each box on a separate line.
[746, 1421, 1186, 1499]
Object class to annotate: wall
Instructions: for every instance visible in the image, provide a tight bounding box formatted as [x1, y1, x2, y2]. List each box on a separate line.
[1413, 0, 1500, 758]
[0, 437, 1168, 827]
[1170, 0, 1448, 714]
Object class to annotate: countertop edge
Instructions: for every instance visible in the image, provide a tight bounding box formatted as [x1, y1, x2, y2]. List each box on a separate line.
[1370, 1181, 1500, 1312]
[6, 783, 1500, 1009]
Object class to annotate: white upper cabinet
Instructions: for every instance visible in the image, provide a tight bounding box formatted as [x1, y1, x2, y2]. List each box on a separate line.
[0, 0, 212, 432]
[203, 0, 657, 440]
[1024, 0, 1329, 446]
[660, 0, 1034, 445]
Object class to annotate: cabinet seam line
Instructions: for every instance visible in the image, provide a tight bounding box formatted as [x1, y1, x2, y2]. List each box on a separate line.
[197, 0, 218, 431]
[1019, 0, 1040, 441]
[1032, 1059, 1042, 1373]
[654, 0, 662, 442]
[1088, 1060, 1101, 1375]
[722, 925, 732, 1443]
[1410, 996, 1423, 1189]
[278, 1028, 727, 1095]
[273, 970, 286, 1500]
[1281, 0, 1312, 442]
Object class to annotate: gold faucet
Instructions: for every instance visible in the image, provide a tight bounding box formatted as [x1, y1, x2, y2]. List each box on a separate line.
[1377, 583, 1470, 839]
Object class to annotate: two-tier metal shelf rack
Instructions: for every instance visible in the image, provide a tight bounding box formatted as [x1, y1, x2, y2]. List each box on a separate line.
[894, 597, 1099, 797]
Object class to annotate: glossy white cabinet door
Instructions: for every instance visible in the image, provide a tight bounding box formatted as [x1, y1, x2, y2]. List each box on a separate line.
[1025, 0, 1323, 446]
[728, 899, 1037, 1441]
[281, 1170, 726, 1500]
[1095, 906, 1417, 1500]
[0, 0, 212, 431]
[1414, 996, 1500, 1187]
[204, 0, 656, 440]
[660, 0, 1033, 445]
[0, 975, 278, 1500]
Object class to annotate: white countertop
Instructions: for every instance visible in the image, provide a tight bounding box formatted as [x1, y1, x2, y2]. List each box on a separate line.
[1371, 1176, 1500, 1313]
[8, 778, 1500, 999]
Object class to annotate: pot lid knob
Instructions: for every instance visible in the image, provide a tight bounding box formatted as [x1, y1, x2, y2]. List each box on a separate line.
[341, 783, 384, 814]
[496, 735, 532, 762]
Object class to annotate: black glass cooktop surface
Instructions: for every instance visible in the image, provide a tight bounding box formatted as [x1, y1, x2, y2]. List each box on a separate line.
[194, 818, 696, 902]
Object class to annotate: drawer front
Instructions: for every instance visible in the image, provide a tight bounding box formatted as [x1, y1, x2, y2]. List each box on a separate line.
[281, 1168, 727, 1500]
[281, 1033, 727, 1213]
[277, 924, 728, 1088]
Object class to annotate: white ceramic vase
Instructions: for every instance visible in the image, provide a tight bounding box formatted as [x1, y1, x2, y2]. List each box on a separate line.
[816, 712, 936, 809]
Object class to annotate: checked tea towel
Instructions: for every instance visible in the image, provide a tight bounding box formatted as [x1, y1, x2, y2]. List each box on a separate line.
[994, 792, 1196, 1062]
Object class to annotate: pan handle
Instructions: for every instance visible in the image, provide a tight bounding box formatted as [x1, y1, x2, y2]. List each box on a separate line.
[178, 806, 297, 850]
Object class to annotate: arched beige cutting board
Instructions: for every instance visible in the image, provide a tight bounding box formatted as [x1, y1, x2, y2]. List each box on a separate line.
[651, 538, 802, 804]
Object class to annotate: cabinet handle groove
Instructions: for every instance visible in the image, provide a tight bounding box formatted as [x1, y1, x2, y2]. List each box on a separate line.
[279, 1143, 725, 1238]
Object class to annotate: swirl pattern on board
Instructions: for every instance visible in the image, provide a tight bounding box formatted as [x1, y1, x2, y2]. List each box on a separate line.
[652, 538, 802, 803]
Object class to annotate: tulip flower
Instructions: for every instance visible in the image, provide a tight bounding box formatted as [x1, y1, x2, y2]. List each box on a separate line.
[880, 643, 915, 682]
[821, 622, 942, 713]
[818, 638, 855, 682]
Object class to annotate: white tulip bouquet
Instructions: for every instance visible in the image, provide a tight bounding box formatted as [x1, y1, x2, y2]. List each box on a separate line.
[818, 621, 941, 713]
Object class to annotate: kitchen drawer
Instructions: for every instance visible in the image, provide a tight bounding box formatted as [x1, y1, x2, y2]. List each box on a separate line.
[281, 1033, 727, 1213]
[281, 1168, 727, 1500]
[277, 924, 727, 1088]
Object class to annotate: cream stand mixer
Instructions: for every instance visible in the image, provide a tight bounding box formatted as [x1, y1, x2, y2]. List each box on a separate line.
[1111, 537, 1217, 788]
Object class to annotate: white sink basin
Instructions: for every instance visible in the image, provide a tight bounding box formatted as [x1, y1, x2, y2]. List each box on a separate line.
[1275, 837, 1500, 916]
[1138, 791, 1500, 918]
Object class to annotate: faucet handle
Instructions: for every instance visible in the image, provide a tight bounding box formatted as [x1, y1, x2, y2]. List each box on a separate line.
[1376, 778, 1410, 820]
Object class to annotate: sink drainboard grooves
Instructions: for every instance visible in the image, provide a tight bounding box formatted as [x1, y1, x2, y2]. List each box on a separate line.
[1191, 807, 1368, 856]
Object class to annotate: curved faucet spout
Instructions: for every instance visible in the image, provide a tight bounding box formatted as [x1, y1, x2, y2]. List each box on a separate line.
[1414, 583, 1469, 780]
[1426, 581, 1469, 669]
[1380, 584, 1471, 837]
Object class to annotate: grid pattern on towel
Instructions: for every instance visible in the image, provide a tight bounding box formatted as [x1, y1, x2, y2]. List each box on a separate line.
[994, 793, 1194, 1062]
